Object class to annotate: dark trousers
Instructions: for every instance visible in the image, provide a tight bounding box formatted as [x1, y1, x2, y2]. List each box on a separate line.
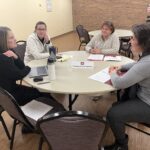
[107, 98, 150, 145]
[11, 85, 62, 107]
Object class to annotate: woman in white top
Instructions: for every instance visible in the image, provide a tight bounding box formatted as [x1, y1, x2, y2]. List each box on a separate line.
[85, 21, 120, 54]
[24, 21, 52, 64]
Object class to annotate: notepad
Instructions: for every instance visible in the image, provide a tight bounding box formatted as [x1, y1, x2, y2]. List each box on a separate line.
[104, 56, 122, 61]
[21, 100, 53, 121]
[71, 61, 94, 68]
[89, 67, 110, 83]
[88, 54, 104, 61]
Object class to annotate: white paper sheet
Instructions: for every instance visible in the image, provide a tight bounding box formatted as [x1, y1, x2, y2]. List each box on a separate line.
[71, 61, 94, 68]
[89, 67, 110, 83]
[21, 100, 53, 121]
[104, 56, 122, 61]
[87, 54, 104, 61]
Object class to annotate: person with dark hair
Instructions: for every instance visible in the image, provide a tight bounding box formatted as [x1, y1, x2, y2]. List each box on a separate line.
[0, 26, 64, 132]
[86, 21, 120, 54]
[101, 23, 150, 150]
[24, 21, 52, 64]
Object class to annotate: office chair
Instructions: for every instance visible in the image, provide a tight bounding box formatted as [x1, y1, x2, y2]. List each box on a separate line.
[76, 25, 90, 50]
[119, 37, 133, 58]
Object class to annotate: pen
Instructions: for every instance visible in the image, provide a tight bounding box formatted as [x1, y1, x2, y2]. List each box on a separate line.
[37, 81, 50, 85]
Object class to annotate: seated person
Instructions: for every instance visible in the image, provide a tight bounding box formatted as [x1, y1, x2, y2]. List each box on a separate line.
[85, 21, 120, 54]
[0, 27, 64, 132]
[102, 24, 150, 150]
[24, 21, 52, 64]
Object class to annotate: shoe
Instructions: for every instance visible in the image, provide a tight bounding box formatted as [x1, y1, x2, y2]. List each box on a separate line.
[101, 134, 128, 150]
[21, 125, 34, 134]
[101, 143, 128, 150]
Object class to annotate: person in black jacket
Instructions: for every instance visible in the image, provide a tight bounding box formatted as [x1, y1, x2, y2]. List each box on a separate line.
[0, 26, 64, 108]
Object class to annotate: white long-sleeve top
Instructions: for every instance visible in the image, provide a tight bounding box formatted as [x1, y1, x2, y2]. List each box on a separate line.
[24, 32, 52, 64]
[85, 33, 120, 54]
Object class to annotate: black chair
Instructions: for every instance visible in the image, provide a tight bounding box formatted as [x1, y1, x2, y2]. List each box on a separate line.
[0, 105, 11, 140]
[146, 16, 150, 23]
[0, 87, 64, 149]
[119, 37, 133, 58]
[13, 40, 26, 62]
[76, 25, 90, 50]
[37, 111, 108, 150]
[13, 40, 26, 85]
[117, 90, 150, 136]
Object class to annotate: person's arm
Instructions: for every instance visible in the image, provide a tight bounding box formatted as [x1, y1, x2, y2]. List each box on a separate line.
[120, 62, 137, 72]
[85, 36, 97, 52]
[44, 35, 53, 53]
[3, 57, 31, 80]
[110, 62, 149, 89]
[27, 38, 49, 60]
[14, 56, 26, 69]
[3, 50, 26, 69]
[101, 35, 120, 54]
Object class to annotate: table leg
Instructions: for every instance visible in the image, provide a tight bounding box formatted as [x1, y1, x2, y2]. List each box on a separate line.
[68, 94, 79, 110]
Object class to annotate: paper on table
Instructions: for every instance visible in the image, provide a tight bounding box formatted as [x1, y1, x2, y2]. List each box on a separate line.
[71, 61, 94, 68]
[104, 56, 122, 61]
[88, 54, 104, 61]
[89, 67, 110, 83]
[21, 100, 53, 121]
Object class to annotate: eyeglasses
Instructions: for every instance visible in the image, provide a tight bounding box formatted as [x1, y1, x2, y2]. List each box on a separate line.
[36, 28, 46, 31]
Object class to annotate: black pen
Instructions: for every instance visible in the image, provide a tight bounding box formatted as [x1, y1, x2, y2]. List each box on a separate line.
[37, 81, 50, 85]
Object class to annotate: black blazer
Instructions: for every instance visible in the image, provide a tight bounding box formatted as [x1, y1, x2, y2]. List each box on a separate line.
[0, 54, 30, 93]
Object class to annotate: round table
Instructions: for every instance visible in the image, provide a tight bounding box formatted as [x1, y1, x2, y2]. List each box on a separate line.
[89, 29, 133, 38]
[24, 51, 134, 110]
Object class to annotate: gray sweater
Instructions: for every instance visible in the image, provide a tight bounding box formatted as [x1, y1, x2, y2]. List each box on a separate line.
[111, 55, 150, 105]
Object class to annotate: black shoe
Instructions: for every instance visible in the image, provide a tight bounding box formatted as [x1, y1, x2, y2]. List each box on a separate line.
[101, 143, 128, 150]
[21, 125, 34, 134]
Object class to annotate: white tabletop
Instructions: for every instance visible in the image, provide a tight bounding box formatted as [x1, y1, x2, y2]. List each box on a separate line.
[89, 29, 133, 38]
[24, 51, 134, 95]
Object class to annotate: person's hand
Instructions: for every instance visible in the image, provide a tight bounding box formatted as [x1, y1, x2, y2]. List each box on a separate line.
[44, 33, 50, 43]
[109, 66, 121, 73]
[109, 68, 117, 75]
[109, 66, 122, 75]
[90, 49, 101, 54]
[3, 50, 18, 59]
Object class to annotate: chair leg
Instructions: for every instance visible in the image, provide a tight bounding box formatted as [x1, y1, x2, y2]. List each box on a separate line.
[10, 119, 17, 150]
[99, 123, 109, 148]
[78, 43, 82, 50]
[0, 115, 11, 140]
[38, 137, 44, 150]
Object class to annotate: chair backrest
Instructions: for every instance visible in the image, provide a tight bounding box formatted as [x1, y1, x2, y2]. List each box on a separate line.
[82, 28, 90, 44]
[146, 16, 150, 23]
[119, 37, 131, 51]
[76, 25, 85, 41]
[37, 111, 106, 150]
[13, 40, 26, 61]
[76, 25, 84, 36]
[0, 87, 33, 128]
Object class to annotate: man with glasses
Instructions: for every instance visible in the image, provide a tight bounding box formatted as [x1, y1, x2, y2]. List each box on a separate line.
[24, 21, 52, 64]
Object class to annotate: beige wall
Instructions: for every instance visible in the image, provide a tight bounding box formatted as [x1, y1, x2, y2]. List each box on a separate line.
[73, 0, 150, 31]
[0, 0, 73, 40]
